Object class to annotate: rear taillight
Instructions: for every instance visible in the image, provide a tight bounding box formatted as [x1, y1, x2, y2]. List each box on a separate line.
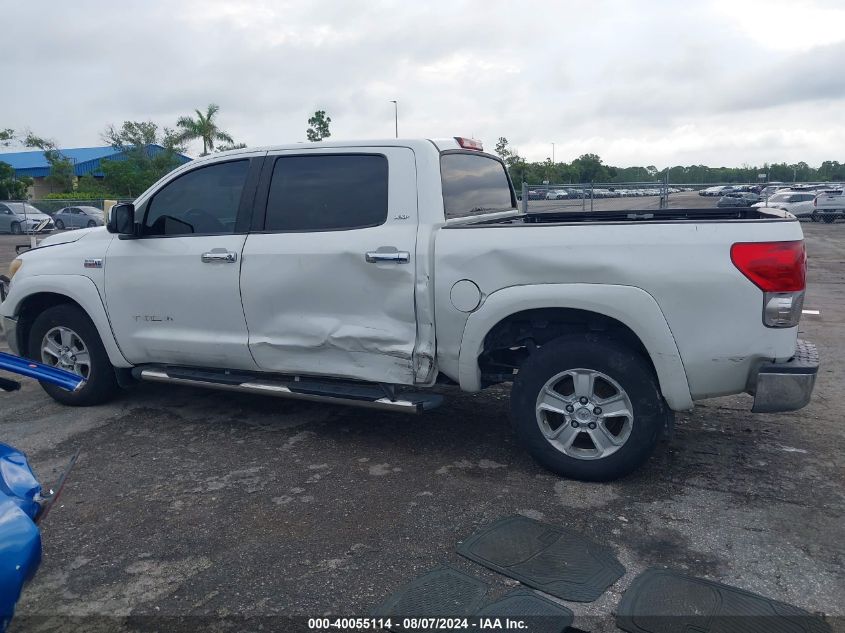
[731, 241, 807, 328]
[730, 241, 806, 292]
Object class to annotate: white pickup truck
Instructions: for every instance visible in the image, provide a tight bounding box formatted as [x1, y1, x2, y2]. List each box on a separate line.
[0, 138, 819, 481]
[813, 188, 844, 223]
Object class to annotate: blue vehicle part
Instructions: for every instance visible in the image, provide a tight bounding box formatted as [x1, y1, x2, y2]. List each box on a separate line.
[0, 352, 85, 393]
[0, 444, 42, 632]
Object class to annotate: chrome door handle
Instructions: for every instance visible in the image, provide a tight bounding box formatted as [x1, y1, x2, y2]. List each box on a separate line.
[201, 251, 238, 263]
[365, 251, 410, 263]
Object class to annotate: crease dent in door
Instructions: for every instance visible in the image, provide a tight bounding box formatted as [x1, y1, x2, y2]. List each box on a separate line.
[247, 247, 417, 382]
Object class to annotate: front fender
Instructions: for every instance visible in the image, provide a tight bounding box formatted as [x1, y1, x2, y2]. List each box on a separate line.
[1, 275, 131, 368]
[457, 283, 694, 411]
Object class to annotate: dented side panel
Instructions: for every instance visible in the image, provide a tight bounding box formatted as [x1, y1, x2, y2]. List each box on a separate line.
[240, 147, 421, 385]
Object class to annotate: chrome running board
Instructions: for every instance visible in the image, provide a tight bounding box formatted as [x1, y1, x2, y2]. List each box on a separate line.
[134, 366, 442, 414]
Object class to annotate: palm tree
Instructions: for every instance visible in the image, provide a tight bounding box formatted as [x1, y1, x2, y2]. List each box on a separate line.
[176, 104, 234, 156]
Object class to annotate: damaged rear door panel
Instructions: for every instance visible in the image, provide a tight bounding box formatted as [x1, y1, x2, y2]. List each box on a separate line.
[240, 147, 422, 385]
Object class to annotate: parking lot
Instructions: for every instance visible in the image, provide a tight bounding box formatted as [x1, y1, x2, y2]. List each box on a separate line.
[1, 217, 843, 632]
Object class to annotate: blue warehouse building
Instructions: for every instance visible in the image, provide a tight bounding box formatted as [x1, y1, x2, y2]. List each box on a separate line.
[0, 144, 191, 197]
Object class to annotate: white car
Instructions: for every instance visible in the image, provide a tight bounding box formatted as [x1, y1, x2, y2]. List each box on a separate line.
[753, 191, 816, 218]
[1, 137, 818, 481]
[545, 189, 569, 200]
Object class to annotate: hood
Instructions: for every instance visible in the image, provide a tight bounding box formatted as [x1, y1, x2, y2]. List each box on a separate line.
[34, 226, 110, 250]
[16, 212, 50, 221]
[37, 228, 91, 247]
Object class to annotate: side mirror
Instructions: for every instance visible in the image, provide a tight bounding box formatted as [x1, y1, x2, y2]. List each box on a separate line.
[107, 203, 136, 236]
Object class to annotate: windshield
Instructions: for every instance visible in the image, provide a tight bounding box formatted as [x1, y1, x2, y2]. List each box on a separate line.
[7, 203, 47, 216]
[440, 152, 516, 219]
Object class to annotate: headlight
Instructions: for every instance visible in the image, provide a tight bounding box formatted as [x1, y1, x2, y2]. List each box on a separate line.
[9, 259, 22, 280]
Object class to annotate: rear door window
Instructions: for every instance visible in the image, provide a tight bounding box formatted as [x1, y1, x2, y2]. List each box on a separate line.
[264, 154, 388, 231]
[440, 153, 515, 219]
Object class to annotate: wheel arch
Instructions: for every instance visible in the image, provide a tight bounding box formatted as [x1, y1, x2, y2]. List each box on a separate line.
[457, 283, 694, 410]
[6, 276, 131, 368]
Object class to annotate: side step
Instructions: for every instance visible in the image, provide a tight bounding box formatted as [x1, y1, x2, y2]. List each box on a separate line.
[132, 366, 443, 414]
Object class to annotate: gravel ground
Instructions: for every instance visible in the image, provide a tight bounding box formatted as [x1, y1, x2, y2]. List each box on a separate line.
[0, 211, 842, 633]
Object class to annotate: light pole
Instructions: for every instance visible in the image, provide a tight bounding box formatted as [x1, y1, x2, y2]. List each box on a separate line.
[551, 142, 555, 164]
[389, 100, 398, 138]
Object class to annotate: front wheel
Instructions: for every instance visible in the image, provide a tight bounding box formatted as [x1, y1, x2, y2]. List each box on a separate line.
[510, 334, 667, 481]
[55, 219, 65, 230]
[28, 304, 119, 406]
[87, 220, 96, 228]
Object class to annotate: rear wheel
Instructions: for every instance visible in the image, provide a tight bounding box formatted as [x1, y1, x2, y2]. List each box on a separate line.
[510, 334, 667, 481]
[11, 222, 22, 235]
[822, 213, 837, 224]
[86, 220, 96, 228]
[55, 219, 65, 230]
[28, 304, 119, 406]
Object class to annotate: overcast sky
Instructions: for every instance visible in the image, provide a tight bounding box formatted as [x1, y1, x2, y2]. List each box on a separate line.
[4, 0, 845, 166]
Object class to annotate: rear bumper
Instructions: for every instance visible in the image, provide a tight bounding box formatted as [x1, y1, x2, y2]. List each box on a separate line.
[750, 339, 819, 413]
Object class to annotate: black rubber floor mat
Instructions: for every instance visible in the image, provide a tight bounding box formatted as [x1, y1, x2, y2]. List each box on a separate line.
[616, 568, 831, 633]
[457, 515, 624, 602]
[476, 588, 574, 633]
[373, 566, 490, 618]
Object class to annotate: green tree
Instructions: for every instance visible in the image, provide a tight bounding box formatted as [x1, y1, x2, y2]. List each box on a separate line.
[571, 153, 610, 183]
[306, 110, 332, 142]
[24, 132, 75, 193]
[176, 104, 234, 156]
[216, 141, 247, 152]
[0, 128, 15, 147]
[495, 137, 511, 161]
[0, 162, 32, 200]
[100, 120, 185, 197]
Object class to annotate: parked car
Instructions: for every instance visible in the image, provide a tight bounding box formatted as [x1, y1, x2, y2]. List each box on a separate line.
[53, 206, 105, 230]
[699, 186, 725, 197]
[545, 189, 569, 200]
[0, 203, 54, 235]
[812, 188, 845, 223]
[753, 192, 816, 218]
[726, 192, 761, 206]
[527, 189, 546, 200]
[717, 193, 758, 207]
[760, 185, 787, 198]
[1, 137, 818, 482]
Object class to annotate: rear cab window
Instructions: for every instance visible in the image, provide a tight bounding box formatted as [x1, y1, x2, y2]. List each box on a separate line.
[440, 152, 516, 220]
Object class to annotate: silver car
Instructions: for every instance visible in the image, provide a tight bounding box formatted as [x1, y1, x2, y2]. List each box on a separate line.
[0, 202, 55, 234]
[53, 205, 105, 230]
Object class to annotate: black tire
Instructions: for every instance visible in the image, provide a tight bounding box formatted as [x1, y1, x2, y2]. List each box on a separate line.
[11, 222, 22, 235]
[87, 220, 96, 228]
[810, 211, 820, 223]
[822, 213, 836, 224]
[55, 219, 65, 230]
[510, 334, 667, 481]
[27, 304, 119, 406]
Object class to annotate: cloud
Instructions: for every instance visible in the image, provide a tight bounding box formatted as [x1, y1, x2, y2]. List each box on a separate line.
[2, 0, 843, 167]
